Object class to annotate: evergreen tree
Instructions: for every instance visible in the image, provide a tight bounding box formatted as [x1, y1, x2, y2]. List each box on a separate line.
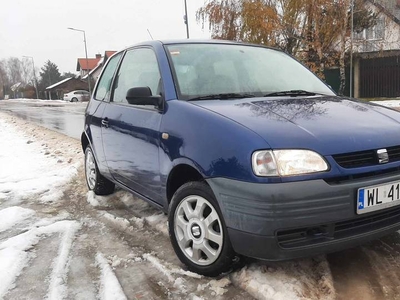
[39, 60, 62, 89]
[61, 71, 77, 80]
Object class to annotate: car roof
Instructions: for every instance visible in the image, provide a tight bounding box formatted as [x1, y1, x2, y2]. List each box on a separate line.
[122, 39, 275, 51]
[107, 39, 283, 64]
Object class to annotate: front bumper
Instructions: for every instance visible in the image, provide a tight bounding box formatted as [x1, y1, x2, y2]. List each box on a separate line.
[206, 172, 400, 260]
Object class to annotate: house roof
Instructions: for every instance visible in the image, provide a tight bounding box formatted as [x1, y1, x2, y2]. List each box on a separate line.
[105, 51, 117, 59]
[83, 57, 104, 79]
[76, 58, 102, 71]
[369, 0, 400, 24]
[10, 82, 22, 91]
[46, 77, 73, 90]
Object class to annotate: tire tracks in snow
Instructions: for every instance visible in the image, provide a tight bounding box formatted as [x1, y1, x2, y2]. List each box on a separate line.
[91, 189, 335, 300]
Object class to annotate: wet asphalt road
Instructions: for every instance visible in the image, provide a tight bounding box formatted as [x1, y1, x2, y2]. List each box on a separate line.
[0, 100, 86, 140]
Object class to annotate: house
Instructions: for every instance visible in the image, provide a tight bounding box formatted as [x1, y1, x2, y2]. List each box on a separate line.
[82, 56, 104, 82]
[325, 0, 400, 98]
[104, 51, 117, 61]
[45, 77, 88, 100]
[10, 82, 23, 98]
[76, 54, 102, 79]
[352, 0, 400, 98]
[77, 50, 117, 83]
[353, 0, 400, 52]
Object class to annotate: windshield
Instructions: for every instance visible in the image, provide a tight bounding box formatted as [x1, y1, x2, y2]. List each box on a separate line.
[166, 43, 335, 100]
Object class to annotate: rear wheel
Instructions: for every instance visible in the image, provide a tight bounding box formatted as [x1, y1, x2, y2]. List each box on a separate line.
[71, 97, 78, 102]
[169, 181, 237, 277]
[85, 146, 115, 195]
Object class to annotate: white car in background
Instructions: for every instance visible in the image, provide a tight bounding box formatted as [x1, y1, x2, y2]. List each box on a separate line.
[63, 90, 90, 102]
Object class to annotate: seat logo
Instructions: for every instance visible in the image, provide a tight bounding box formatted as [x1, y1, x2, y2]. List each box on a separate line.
[191, 225, 202, 238]
[377, 149, 389, 164]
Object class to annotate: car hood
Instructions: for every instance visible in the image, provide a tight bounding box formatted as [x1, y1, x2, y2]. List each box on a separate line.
[192, 96, 400, 155]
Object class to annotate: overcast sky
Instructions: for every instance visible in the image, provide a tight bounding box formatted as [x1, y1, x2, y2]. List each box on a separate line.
[0, 0, 211, 74]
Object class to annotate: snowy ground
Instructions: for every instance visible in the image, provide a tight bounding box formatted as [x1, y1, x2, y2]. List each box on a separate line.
[371, 100, 400, 108]
[1, 107, 400, 300]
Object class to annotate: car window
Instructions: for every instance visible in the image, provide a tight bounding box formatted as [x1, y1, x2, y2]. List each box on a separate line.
[112, 48, 161, 104]
[94, 52, 123, 101]
[166, 44, 335, 100]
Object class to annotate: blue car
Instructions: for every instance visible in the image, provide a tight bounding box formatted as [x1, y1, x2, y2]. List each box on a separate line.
[82, 40, 400, 276]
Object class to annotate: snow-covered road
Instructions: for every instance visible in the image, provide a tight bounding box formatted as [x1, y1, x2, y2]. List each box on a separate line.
[1, 108, 400, 300]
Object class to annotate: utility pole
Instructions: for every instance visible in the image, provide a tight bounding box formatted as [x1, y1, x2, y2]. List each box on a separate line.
[68, 27, 92, 95]
[184, 0, 190, 39]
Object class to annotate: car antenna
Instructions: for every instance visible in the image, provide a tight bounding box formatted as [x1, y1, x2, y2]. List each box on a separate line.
[147, 29, 154, 40]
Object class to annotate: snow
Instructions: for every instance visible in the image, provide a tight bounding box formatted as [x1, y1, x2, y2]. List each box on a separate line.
[197, 278, 231, 296]
[102, 212, 132, 231]
[143, 253, 175, 282]
[230, 264, 301, 300]
[0, 219, 80, 299]
[208, 278, 231, 296]
[46, 77, 73, 90]
[143, 253, 202, 281]
[47, 221, 81, 300]
[88, 192, 336, 299]
[144, 213, 168, 236]
[0, 114, 82, 299]
[0, 118, 78, 203]
[8, 98, 65, 103]
[87, 191, 110, 207]
[371, 100, 400, 107]
[0, 206, 35, 232]
[230, 258, 335, 300]
[96, 253, 128, 300]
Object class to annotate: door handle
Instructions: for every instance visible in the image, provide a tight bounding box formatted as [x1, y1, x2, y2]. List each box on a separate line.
[101, 118, 109, 128]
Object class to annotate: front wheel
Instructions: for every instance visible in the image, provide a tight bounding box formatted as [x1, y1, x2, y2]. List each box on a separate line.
[84, 146, 115, 195]
[168, 181, 237, 277]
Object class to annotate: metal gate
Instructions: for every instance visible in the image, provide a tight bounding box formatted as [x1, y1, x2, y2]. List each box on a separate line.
[360, 56, 400, 98]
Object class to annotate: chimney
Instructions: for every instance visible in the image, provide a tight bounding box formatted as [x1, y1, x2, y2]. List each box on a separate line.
[95, 54, 101, 59]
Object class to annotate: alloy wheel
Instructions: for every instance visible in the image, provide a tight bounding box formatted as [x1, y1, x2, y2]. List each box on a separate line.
[174, 195, 223, 266]
[85, 149, 96, 190]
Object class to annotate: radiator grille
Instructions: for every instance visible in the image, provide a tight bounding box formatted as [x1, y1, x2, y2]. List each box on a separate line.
[333, 146, 400, 168]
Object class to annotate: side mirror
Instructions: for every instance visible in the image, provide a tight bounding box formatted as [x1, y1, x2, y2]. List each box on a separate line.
[126, 87, 163, 109]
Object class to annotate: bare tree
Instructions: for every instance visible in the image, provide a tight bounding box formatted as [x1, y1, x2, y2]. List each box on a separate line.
[197, 0, 377, 89]
[6, 58, 23, 85]
[21, 58, 34, 86]
[0, 60, 9, 86]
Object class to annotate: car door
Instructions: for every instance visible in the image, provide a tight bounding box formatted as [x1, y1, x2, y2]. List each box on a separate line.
[101, 47, 164, 204]
[87, 52, 123, 175]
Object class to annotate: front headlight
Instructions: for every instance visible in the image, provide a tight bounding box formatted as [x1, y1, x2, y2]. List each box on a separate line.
[252, 150, 329, 177]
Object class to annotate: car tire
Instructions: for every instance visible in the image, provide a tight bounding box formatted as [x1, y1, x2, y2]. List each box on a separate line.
[71, 97, 78, 102]
[168, 181, 238, 277]
[84, 145, 115, 195]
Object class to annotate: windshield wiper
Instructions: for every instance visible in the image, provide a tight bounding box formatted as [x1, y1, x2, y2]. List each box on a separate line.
[188, 93, 256, 101]
[264, 90, 318, 97]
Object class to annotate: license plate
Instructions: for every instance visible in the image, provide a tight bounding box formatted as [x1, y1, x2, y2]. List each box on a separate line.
[357, 180, 400, 214]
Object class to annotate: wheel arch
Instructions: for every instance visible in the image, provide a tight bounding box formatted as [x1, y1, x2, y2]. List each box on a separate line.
[81, 131, 90, 153]
[166, 163, 206, 204]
